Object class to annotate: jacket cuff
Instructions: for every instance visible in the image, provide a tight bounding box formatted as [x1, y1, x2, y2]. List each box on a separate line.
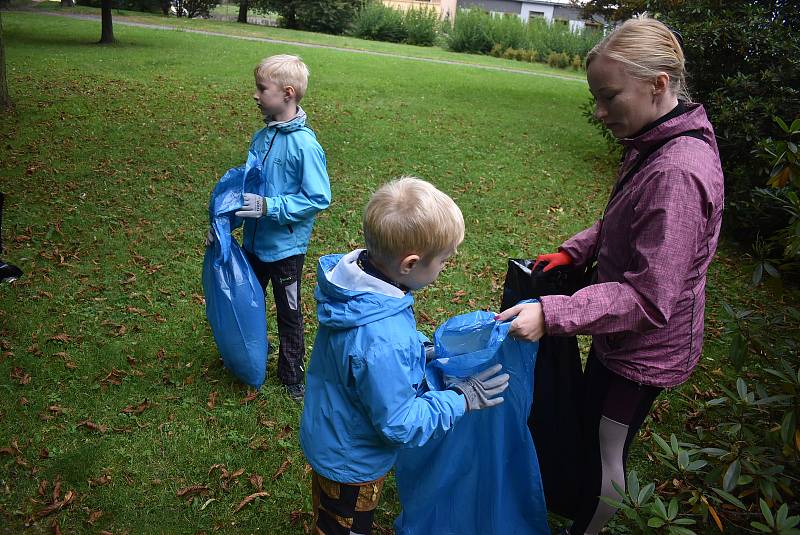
[540, 294, 581, 336]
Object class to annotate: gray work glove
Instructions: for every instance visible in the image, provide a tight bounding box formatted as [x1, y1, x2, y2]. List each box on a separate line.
[234, 193, 266, 218]
[205, 227, 214, 247]
[448, 363, 509, 412]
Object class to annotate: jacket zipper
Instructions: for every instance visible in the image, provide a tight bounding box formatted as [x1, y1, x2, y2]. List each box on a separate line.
[249, 130, 280, 252]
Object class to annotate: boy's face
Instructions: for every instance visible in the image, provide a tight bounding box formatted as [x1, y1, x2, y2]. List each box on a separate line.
[253, 77, 293, 121]
[398, 245, 458, 291]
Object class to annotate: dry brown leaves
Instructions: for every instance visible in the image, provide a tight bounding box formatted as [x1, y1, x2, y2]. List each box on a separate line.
[76, 420, 108, 433]
[232, 492, 270, 513]
[272, 458, 291, 481]
[121, 399, 152, 415]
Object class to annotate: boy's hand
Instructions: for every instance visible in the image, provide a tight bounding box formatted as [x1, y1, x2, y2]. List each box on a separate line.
[495, 302, 545, 341]
[449, 364, 509, 412]
[235, 193, 266, 218]
[205, 227, 214, 247]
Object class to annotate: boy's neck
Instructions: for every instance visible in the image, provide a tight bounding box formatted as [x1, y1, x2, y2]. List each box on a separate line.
[358, 250, 408, 293]
[271, 104, 299, 124]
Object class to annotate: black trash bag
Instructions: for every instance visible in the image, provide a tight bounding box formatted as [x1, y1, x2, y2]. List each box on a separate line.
[500, 259, 584, 520]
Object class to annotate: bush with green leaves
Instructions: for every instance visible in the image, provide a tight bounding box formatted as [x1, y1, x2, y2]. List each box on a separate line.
[349, 2, 406, 43]
[402, 7, 439, 47]
[602, 303, 800, 534]
[446, 7, 494, 54]
[252, 0, 361, 34]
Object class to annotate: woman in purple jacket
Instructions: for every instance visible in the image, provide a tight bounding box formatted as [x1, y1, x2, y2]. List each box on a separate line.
[496, 17, 724, 535]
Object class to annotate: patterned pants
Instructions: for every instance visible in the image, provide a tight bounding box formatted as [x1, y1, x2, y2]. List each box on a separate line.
[311, 471, 386, 535]
[245, 252, 306, 385]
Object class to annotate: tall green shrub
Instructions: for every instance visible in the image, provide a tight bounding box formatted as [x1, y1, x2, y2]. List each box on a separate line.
[447, 8, 493, 54]
[489, 13, 528, 50]
[403, 7, 439, 47]
[350, 2, 406, 43]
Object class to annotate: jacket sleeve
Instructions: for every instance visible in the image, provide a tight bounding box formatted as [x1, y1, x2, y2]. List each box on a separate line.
[350, 343, 466, 448]
[559, 219, 601, 267]
[542, 167, 709, 336]
[264, 142, 331, 225]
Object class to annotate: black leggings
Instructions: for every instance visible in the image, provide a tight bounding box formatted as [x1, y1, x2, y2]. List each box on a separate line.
[570, 352, 663, 534]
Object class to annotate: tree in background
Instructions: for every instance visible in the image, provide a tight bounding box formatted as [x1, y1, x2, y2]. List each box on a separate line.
[237, 0, 248, 23]
[582, 0, 800, 265]
[99, 0, 115, 43]
[0, 11, 11, 109]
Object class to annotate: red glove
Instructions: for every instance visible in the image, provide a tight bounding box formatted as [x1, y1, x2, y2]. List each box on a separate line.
[533, 251, 573, 272]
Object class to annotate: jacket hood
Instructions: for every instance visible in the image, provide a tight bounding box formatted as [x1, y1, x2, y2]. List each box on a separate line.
[315, 250, 414, 329]
[623, 103, 717, 153]
[265, 106, 308, 133]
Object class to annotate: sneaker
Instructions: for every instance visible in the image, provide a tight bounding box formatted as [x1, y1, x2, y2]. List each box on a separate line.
[0, 261, 22, 283]
[285, 383, 305, 402]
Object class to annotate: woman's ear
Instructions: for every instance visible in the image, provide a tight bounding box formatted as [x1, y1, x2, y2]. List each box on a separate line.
[653, 72, 670, 95]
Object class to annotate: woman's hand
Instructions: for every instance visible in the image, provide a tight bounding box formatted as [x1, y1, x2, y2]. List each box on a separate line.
[495, 302, 546, 341]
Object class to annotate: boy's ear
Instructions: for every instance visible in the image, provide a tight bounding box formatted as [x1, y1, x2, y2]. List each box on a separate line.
[284, 85, 296, 102]
[398, 254, 420, 275]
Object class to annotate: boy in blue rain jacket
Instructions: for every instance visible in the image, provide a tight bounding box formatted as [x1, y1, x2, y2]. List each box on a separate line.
[207, 55, 331, 401]
[300, 177, 509, 535]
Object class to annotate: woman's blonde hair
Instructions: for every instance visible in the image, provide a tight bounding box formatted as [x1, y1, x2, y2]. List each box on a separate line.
[254, 54, 309, 102]
[363, 177, 464, 263]
[587, 17, 691, 102]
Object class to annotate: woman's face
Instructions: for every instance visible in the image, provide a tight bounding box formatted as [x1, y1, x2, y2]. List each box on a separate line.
[587, 53, 661, 139]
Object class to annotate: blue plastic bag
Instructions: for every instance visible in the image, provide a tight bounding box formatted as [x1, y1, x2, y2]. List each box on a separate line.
[394, 309, 549, 535]
[202, 158, 267, 389]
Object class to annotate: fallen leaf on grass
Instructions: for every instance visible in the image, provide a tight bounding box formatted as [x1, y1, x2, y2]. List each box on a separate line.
[121, 399, 151, 415]
[34, 490, 75, 519]
[76, 420, 108, 433]
[88, 474, 111, 487]
[39, 448, 49, 459]
[233, 492, 270, 513]
[272, 458, 291, 481]
[51, 519, 62, 535]
[87, 510, 103, 525]
[176, 485, 209, 498]
[38, 480, 49, 497]
[276, 425, 293, 440]
[48, 334, 72, 343]
[249, 474, 263, 492]
[10, 367, 31, 385]
[240, 390, 258, 404]
[207, 391, 218, 410]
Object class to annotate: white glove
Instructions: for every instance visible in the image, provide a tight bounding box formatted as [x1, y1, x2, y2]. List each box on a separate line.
[205, 227, 214, 247]
[234, 193, 266, 218]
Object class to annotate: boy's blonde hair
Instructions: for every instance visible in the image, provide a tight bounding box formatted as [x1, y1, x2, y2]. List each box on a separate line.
[254, 54, 310, 102]
[587, 16, 691, 102]
[364, 177, 464, 263]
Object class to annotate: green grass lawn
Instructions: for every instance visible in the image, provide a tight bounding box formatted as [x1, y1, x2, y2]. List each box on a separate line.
[0, 10, 796, 534]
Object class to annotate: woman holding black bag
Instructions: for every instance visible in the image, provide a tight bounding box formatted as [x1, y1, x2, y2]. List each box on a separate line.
[496, 17, 724, 535]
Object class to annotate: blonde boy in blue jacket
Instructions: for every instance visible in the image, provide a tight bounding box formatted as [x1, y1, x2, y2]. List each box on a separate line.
[207, 55, 331, 400]
[300, 177, 508, 535]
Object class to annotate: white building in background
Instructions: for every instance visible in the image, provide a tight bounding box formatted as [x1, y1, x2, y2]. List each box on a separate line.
[381, 0, 600, 29]
[457, 0, 599, 31]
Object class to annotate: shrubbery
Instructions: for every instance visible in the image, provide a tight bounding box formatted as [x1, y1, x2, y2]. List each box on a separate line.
[447, 8, 601, 69]
[253, 0, 361, 34]
[349, 3, 439, 47]
[603, 302, 800, 534]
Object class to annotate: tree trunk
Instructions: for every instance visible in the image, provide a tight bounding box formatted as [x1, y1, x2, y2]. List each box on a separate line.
[237, 0, 248, 23]
[0, 11, 11, 110]
[99, 0, 114, 44]
[61, 0, 76, 7]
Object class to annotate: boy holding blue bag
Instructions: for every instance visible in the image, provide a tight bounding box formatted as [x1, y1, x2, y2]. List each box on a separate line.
[207, 54, 331, 400]
[300, 177, 508, 535]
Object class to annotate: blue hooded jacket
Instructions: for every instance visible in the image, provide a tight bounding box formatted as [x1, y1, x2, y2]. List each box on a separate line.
[300, 250, 467, 483]
[239, 107, 331, 262]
